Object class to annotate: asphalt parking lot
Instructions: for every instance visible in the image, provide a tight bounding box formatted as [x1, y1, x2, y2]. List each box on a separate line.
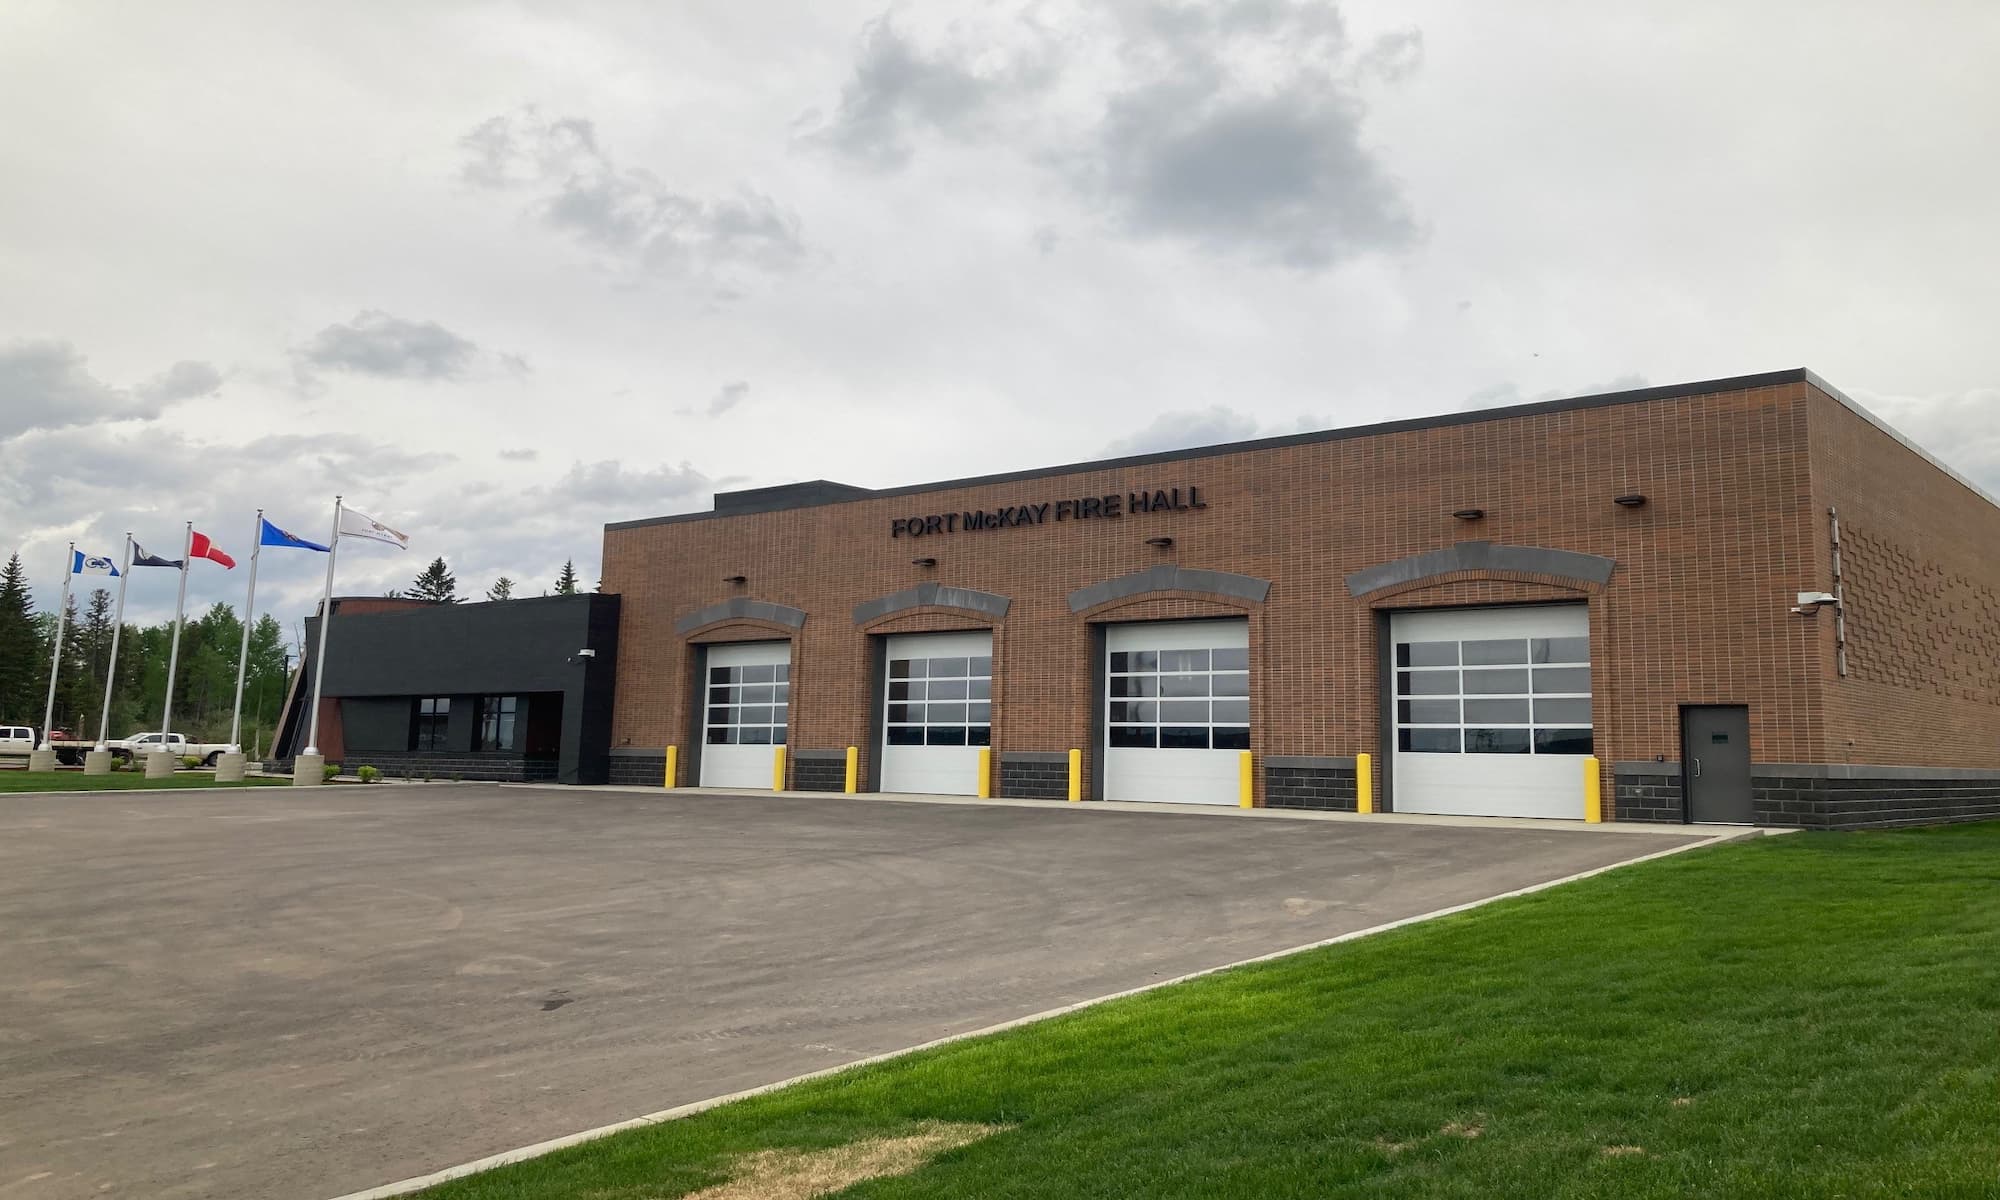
[0, 785, 1710, 1199]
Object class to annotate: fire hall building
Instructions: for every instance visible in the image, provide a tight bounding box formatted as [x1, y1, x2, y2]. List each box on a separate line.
[583, 370, 2000, 828]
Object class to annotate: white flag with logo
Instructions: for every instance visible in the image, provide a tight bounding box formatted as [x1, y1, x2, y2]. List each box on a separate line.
[339, 508, 410, 549]
[72, 550, 122, 577]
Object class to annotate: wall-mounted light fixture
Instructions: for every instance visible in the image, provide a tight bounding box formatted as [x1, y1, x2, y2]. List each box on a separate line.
[1451, 508, 1486, 521]
[1145, 536, 1174, 548]
[1613, 493, 1648, 508]
[722, 574, 747, 585]
[911, 556, 937, 567]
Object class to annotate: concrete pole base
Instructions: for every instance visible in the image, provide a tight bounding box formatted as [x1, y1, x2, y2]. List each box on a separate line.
[144, 751, 178, 778]
[83, 750, 114, 775]
[213, 752, 247, 783]
[293, 752, 326, 786]
[27, 749, 58, 772]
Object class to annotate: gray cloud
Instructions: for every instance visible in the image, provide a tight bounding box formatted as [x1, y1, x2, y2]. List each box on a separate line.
[702, 380, 749, 418]
[461, 108, 806, 280]
[0, 340, 170, 438]
[498, 447, 539, 462]
[549, 458, 713, 507]
[1100, 405, 1261, 457]
[1866, 387, 2000, 497]
[810, 2, 1419, 269]
[135, 360, 225, 405]
[295, 311, 485, 381]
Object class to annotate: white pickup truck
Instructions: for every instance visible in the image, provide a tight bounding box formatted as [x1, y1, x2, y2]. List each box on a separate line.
[109, 732, 233, 766]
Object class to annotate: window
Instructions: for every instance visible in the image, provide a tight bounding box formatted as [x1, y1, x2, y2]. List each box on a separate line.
[477, 696, 518, 752]
[1107, 644, 1249, 750]
[705, 662, 790, 745]
[1395, 636, 1591, 755]
[885, 655, 991, 747]
[411, 697, 450, 752]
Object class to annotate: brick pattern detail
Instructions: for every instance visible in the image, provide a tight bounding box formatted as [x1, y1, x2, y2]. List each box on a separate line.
[999, 754, 1070, 800]
[1265, 764, 1358, 810]
[858, 608, 996, 635]
[602, 380, 2000, 813]
[794, 755, 847, 792]
[1753, 775, 2000, 830]
[609, 753, 666, 787]
[1809, 389, 2000, 769]
[1612, 774, 1685, 824]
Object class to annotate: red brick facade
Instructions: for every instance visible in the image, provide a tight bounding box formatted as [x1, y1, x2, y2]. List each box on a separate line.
[600, 372, 2000, 818]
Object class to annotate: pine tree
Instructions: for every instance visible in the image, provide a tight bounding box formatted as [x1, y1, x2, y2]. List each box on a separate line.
[486, 576, 515, 601]
[0, 554, 39, 723]
[554, 560, 579, 595]
[410, 557, 458, 602]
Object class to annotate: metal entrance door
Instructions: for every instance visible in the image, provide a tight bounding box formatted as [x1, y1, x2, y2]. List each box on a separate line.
[1682, 705, 1753, 824]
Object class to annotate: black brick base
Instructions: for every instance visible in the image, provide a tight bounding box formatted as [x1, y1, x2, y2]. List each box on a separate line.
[1000, 752, 1070, 800]
[333, 750, 558, 782]
[1263, 757, 1358, 811]
[608, 752, 667, 787]
[1614, 765, 2000, 829]
[793, 751, 848, 793]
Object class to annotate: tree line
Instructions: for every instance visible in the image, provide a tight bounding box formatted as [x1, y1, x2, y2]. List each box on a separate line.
[394, 557, 592, 602]
[0, 553, 292, 754]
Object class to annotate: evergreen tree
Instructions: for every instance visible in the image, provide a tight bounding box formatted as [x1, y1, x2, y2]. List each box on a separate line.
[0, 554, 39, 722]
[410, 557, 458, 603]
[553, 559, 579, 595]
[486, 576, 515, 601]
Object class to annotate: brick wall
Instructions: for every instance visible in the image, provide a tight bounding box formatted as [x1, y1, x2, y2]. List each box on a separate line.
[998, 751, 1070, 800]
[603, 378, 1839, 806]
[1807, 387, 2000, 770]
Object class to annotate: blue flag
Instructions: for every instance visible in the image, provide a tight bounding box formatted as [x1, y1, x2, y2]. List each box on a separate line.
[131, 541, 183, 568]
[72, 550, 121, 577]
[260, 518, 331, 552]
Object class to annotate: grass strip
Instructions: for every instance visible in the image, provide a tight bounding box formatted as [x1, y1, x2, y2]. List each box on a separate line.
[417, 823, 2000, 1199]
[0, 770, 292, 791]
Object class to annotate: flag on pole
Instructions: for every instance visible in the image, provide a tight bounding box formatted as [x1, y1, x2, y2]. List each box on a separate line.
[259, 518, 330, 552]
[188, 531, 236, 569]
[72, 550, 122, 577]
[339, 508, 409, 549]
[131, 541, 184, 568]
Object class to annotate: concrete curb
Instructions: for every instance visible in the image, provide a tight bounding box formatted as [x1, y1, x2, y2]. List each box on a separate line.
[322, 828, 1752, 1200]
[502, 782, 1709, 837]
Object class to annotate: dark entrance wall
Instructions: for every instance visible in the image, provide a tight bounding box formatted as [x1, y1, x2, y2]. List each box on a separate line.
[281, 594, 619, 784]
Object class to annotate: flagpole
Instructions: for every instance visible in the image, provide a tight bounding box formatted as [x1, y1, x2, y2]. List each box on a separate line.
[302, 496, 342, 759]
[94, 534, 134, 752]
[37, 542, 75, 751]
[159, 522, 193, 745]
[226, 509, 264, 753]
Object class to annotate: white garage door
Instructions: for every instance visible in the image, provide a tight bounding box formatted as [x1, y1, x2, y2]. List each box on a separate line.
[1103, 619, 1249, 805]
[1390, 605, 1592, 819]
[700, 641, 790, 788]
[881, 631, 992, 795]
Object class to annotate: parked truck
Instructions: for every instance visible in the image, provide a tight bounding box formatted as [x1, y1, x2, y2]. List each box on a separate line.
[108, 732, 234, 766]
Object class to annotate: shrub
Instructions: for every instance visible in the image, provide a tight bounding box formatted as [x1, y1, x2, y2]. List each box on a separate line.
[357, 765, 381, 784]
[323, 762, 340, 781]
[181, 755, 202, 769]
[450, 772, 463, 783]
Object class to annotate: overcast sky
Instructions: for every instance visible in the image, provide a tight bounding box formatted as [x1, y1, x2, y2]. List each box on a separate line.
[4, 0, 1997, 636]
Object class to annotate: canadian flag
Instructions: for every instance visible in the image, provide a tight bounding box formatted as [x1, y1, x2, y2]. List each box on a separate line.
[188, 531, 236, 569]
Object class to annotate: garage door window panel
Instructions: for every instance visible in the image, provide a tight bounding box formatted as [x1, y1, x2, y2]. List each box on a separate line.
[1395, 632, 1592, 758]
[705, 663, 789, 747]
[1106, 649, 1249, 752]
[885, 655, 991, 749]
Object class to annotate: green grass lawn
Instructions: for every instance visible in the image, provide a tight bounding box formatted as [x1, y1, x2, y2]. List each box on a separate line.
[0, 769, 292, 791]
[416, 824, 2000, 1199]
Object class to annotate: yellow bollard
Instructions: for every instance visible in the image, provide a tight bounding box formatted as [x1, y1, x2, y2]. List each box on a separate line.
[1584, 756, 1602, 823]
[1067, 748, 1082, 802]
[844, 745, 859, 794]
[1238, 751, 1254, 808]
[977, 747, 992, 798]
[663, 745, 678, 789]
[1356, 752, 1373, 814]
[773, 745, 786, 791]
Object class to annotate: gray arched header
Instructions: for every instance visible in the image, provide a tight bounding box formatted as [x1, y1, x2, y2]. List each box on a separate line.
[853, 582, 1011, 626]
[673, 597, 808, 636]
[1067, 564, 1272, 613]
[1345, 540, 1615, 598]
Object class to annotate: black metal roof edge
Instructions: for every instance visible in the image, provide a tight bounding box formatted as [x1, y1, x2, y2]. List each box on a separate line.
[1802, 370, 2000, 511]
[603, 368, 1812, 533]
